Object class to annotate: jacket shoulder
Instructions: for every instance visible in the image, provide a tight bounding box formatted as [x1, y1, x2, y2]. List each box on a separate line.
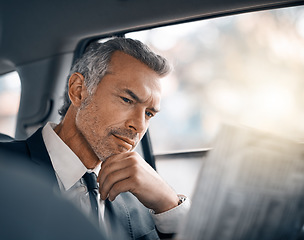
[0, 140, 30, 160]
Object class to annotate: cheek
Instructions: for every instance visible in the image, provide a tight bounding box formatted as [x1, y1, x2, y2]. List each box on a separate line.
[77, 96, 136, 133]
[76, 103, 101, 133]
[76, 102, 120, 134]
[77, 102, 95, 123]
[75, 109, 108, 149]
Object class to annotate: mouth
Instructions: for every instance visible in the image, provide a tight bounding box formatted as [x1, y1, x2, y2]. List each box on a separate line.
[112, 134, 136, 150]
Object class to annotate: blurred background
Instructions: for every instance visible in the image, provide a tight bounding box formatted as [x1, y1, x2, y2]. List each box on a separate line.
[128, 6, 304, 152]
[0, 71, 20, 137]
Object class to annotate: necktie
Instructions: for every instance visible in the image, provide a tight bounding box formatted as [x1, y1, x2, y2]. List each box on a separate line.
[83, 172, 99, 221]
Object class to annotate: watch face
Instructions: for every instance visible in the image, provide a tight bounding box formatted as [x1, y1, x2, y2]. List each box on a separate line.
[178, 195, 187, 205]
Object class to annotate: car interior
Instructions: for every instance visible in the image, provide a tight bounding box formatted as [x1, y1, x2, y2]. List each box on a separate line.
[1, 0, 304, 239]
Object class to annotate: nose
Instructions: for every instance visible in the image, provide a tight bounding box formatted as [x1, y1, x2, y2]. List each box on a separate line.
[125, 110, 146, 134]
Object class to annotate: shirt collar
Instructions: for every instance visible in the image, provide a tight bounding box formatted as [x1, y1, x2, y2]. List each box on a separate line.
[42, 122, 100, 190]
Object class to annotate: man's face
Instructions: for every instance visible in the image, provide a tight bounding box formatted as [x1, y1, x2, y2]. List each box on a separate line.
[75, 51, 162, 161]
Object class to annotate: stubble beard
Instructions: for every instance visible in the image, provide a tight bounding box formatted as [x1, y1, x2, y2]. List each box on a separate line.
[77, 122, 116, 162]
[76, 98, 114, 162]
[89, 128, 140, 162]
[76, 115, 139, 162]
[76, 97, 140, 162]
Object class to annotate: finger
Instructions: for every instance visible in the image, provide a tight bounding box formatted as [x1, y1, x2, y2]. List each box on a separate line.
[101, 152, 133, 167]
[98, 153, 138, 183]
[98, 153, 130, 178]
[98, 158, 130, 183]
[99, 166, 135, 200]
[100, 152, 139, 171]
[108, 178, 135, 202]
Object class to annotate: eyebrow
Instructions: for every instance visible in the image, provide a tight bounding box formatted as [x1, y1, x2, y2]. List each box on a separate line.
[124, 89, 160, 113]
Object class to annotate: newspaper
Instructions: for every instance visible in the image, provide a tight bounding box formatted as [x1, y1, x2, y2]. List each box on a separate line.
[177, 124, 304, 240]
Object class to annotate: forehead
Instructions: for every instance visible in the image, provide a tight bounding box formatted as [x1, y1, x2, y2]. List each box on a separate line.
[107, 51, 157, 76]
[104, 51, 162, 100]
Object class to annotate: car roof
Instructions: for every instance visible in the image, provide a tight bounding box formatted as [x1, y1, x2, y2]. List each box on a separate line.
[0, 0, 303, 138]
[1, 0, 303, 75]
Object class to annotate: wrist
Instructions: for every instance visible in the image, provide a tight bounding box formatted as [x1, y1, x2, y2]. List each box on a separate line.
[153, 194, 179, 214]
[153, 194, 187, 214]
[150, 195, 190, 234]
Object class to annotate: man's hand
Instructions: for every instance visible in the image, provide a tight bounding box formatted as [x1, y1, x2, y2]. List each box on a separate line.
[97, 152, 179, 214]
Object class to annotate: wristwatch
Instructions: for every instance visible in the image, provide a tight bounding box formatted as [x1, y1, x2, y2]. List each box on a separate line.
[178, 194, 187, 205]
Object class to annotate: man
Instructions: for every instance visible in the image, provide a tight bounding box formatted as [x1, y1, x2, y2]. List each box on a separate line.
[0, 38, 190, 239]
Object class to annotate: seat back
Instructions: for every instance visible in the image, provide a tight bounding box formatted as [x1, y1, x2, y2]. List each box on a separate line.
[0, 133, 14, 142]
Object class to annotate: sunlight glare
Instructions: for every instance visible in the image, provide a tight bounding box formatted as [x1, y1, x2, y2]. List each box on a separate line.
[251, 84, 294, 118]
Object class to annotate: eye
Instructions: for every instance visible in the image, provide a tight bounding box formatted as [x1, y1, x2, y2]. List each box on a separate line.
[145, 111, 154, 118]
[121, 97, 132, 104]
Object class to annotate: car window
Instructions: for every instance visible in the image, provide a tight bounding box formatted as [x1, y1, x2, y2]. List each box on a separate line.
[0, 71, 21, 138]
[126, 6, 304, 197]
[127, 6, 304, 154]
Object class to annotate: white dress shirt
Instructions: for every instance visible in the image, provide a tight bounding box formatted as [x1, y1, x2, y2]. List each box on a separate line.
[42, 122, 190, 233]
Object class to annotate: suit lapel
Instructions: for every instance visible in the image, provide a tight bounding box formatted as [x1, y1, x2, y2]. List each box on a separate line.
[105, 195, 134, 239]
[104, 192, 160, 240]
[26, 127, 59, 188]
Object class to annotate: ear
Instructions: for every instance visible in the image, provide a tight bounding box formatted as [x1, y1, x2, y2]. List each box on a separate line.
[68, 72, 88, 107]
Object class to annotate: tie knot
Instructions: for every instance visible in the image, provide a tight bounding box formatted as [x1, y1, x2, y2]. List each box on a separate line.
[83, 172, 98, 191]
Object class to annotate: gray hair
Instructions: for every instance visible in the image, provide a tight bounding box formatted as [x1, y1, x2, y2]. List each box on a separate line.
[58, 37, 171, 118]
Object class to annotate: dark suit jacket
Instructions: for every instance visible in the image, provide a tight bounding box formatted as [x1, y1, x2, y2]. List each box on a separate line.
[0, 128, 160, 240]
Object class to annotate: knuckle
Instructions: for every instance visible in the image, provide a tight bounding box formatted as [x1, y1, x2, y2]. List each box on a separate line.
[132, 174, 141, 185]
[112, 184, 120, 193]
[129, 151, 138, 157]
[104, 162, 114, 172]
[111, 183, 122, 196]
[107, 172, 116, 183]
[127, 151, 139, 161]
[131, 163, 140, 174]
